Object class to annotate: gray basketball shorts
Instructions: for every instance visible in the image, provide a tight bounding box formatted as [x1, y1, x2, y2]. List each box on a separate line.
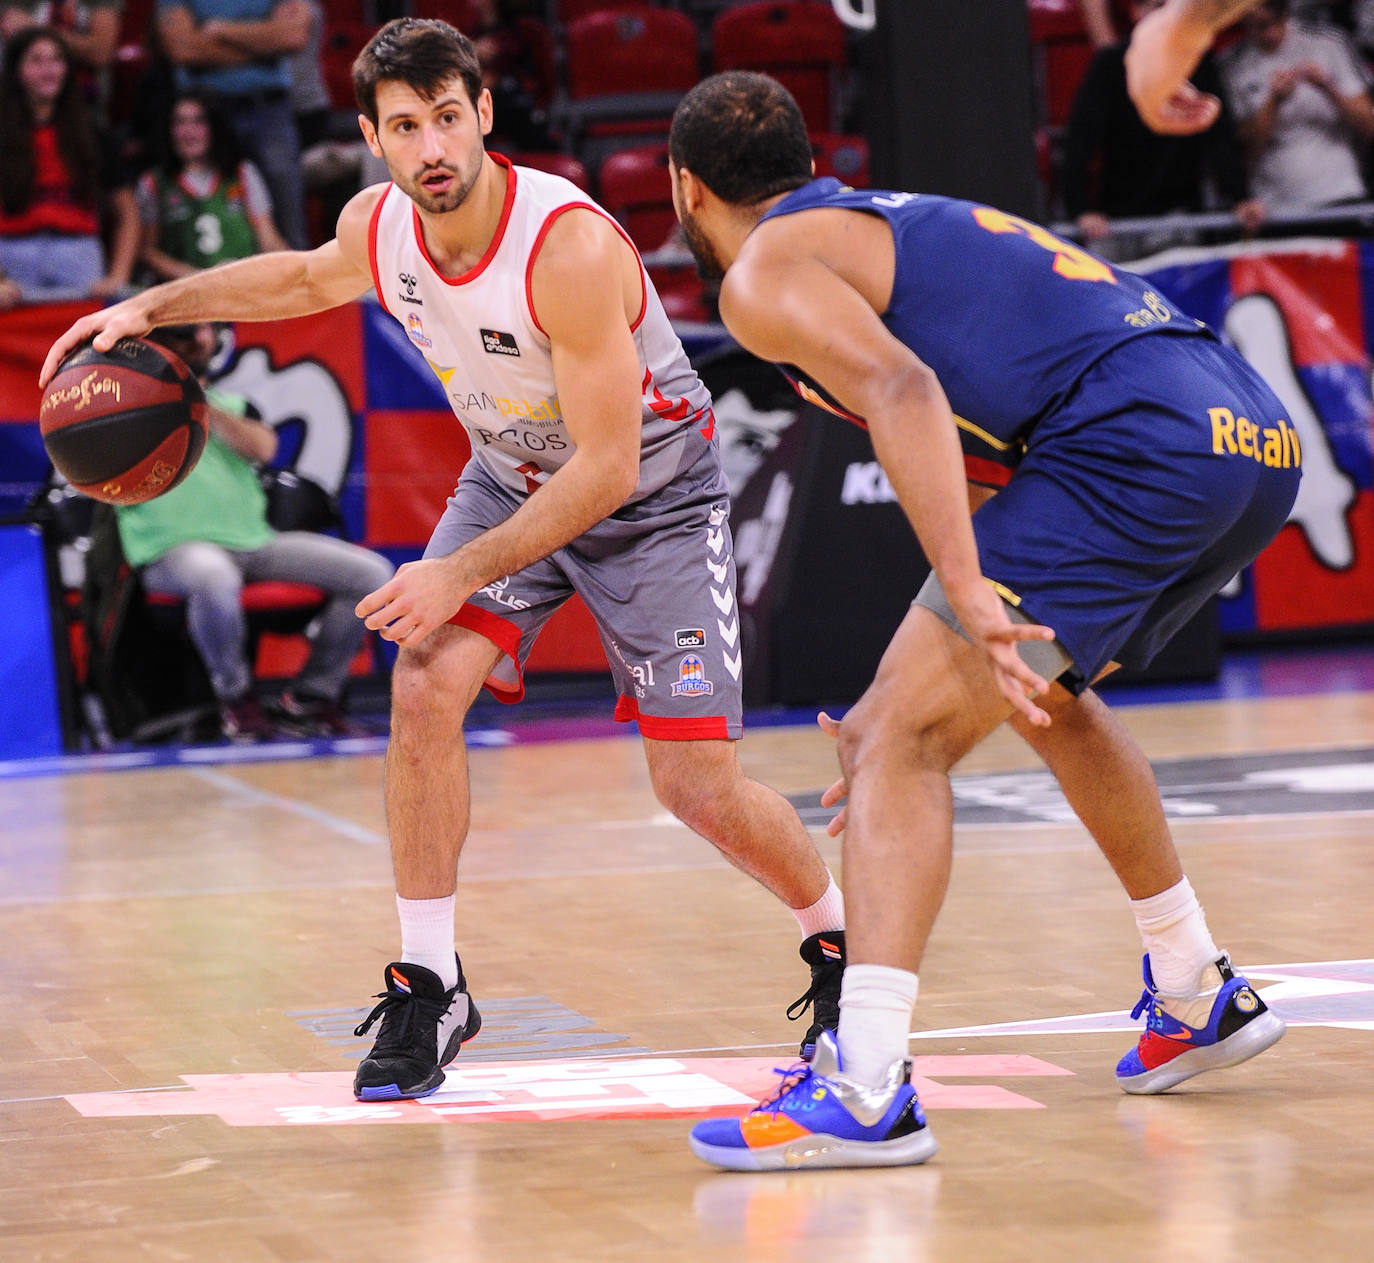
[425, 456, 743, 740]
[914, 572, 1075, 685]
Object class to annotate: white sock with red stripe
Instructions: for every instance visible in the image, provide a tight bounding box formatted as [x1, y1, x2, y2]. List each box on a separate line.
[837, 964, 919, 1088]
[1130, 877, 1220, 998]
[397, 893, 458, 991]
[792, 873, 845, 938]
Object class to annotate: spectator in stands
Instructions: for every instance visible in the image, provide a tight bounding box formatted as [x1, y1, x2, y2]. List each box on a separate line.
[0, 26, 137, 307]
[1064, 0, 1264, 253]
[469, 0, 550, 152]
[0, 0, 122, 82]
[155, 0, 311, 247]
[287, 0, 330, 153]
[116, 321, 395, 741]
[1222, 0, 1374, 210]
[137, 91, 287, 281]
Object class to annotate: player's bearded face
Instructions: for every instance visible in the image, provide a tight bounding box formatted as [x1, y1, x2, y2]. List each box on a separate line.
[371, 79, 489, 216]
[398, 149, 483, 215]
[679, 208, 725, 283]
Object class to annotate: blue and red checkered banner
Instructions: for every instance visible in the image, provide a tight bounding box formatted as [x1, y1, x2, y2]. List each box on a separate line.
[3, 240, 1373, 641]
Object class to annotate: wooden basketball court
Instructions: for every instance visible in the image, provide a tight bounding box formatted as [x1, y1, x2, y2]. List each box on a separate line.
[3, 669, 1373, 1262]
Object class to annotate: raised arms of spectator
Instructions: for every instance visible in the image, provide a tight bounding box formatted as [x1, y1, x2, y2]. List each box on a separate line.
[1126, 0, 1265, 133]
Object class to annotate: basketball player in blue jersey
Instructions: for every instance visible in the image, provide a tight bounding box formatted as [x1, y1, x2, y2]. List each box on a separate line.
[668, 72, 1298, 1171]
[39, 23, 851, 1103]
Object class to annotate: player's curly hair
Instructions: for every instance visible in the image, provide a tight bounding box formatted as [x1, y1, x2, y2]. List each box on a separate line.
[353, 18, 483, 126]
[669, 72, 813, 206]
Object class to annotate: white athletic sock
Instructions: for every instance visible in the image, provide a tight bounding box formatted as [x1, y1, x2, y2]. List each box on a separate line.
[1130, 877, 1220, 997]
[792, 873, 845, 939]
[397, 893, 458, 991]
[837, 964, 919, 1088]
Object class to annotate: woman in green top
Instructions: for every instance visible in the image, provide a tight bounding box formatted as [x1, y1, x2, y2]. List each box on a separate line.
[136, 93, 289, 282]
[118, 322, 395, 741]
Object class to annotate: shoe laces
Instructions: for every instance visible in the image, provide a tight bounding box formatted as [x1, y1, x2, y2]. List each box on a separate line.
[786, 957, 843, 1023]
[353, 988, 452, 1053]
[752, 1059, 815, 1116]
[1130, 989, 1156, 1022]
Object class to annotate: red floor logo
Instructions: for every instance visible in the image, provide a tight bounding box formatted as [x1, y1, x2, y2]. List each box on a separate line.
[63, 1054, 1072, 1128]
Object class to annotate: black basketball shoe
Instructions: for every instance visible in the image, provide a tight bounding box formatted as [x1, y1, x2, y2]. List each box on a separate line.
[352, 957, 482, 1101]
[787, 930, 846, 1060]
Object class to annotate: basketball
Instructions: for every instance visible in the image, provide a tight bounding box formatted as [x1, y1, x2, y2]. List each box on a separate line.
[39, 337, 208, 505]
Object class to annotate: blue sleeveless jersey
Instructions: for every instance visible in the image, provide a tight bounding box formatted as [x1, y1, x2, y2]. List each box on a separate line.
[757, 179, 1213, 476]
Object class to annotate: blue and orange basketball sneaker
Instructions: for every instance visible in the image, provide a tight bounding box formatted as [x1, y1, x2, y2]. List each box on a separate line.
[1116, 953, 1285, 1095]
[689, 1031, 938, 1171]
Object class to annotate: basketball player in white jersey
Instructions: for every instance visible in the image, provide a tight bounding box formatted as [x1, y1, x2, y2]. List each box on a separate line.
[42, 18, 847, 1101]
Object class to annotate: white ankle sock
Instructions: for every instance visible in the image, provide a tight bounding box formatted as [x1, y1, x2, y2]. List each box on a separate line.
[1130, 877, 1220, 997]
[396, 893, 458, 990]
[837, 964, 919, 1088]
[792, 874, 845, 939]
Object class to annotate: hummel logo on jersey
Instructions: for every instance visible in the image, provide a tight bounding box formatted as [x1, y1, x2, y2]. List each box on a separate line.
[481, 329, 521, 357]
[398, 272, 422, 304]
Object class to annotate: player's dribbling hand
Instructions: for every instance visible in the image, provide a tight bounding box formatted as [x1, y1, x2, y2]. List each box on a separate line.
[39, 300, 154, 388]
[356, 557, 467, 647]
[1124, 4, 1220, 135]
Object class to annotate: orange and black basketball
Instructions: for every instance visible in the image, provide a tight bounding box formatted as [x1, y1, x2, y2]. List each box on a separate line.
[39, 337, 208, 505]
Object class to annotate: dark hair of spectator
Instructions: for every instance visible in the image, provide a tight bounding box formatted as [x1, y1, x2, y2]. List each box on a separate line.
[160, 93, 243, 182]
[0, 27, 100, 218]
[352, 18, 483, 127]
[669, 71, 813, 206]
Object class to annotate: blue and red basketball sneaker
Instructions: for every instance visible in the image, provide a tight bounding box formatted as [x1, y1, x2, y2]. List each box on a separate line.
[689, 1031, 938, 1171]
[1116, 953, 1285, 1095]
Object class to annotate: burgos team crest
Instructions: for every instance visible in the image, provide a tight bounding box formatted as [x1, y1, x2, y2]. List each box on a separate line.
[671, 654, 713, 698]
[407, 313, 433, 348]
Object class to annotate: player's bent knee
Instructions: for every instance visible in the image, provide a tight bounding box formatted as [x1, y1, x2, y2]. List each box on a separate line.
[838, 689, 967, 777]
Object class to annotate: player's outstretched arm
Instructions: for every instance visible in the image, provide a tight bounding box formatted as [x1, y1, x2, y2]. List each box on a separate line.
[39, 186, 383, 388]
[719, 243, 1055, 726]
[1125, 0, 1257, 133]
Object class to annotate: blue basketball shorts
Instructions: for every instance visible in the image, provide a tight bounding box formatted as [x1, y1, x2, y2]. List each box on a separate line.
[960, 333, 1301, 690]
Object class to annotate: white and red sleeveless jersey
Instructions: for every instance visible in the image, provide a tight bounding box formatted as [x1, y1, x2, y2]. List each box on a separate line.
[368, 153, 717, 501]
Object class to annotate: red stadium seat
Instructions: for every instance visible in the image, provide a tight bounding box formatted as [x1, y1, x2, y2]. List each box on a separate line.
[560, 7, 701, 167]
[597, 143, 676, 252]
[320, 19, 377, 112]
[500, 150, 592, 192]
[711, 1, 847, 133]
[1027, 0, 1096, 128]
[409, 0, 484, 28]
[554, 0, 643, 22]
[650, 267, 709, 324]
[563, 7, 699, 100]
[809, 132, 869, 186]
